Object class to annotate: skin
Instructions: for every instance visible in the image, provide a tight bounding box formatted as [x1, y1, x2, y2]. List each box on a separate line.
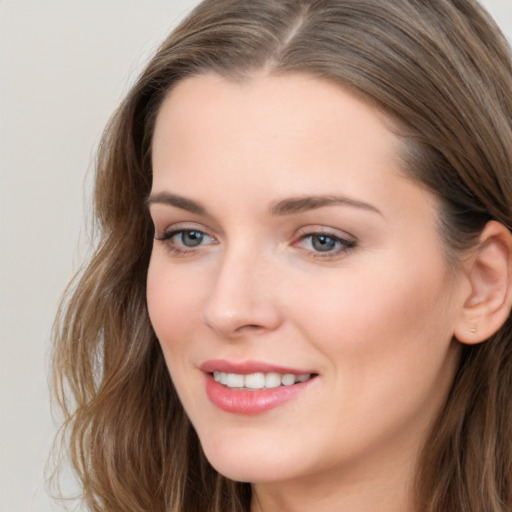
[147, 73, 469, 512]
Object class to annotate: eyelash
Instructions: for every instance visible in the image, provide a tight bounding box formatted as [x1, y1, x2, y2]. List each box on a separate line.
[154, 228, 357, 259]
[155, 228, 217, 256]
[295, 232, 356, 259]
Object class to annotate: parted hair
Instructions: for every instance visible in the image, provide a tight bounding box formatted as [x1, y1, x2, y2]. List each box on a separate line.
[51, 1, 512, 511]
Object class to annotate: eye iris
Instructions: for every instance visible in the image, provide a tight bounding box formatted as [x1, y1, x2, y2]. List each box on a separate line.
[312, 235, 336, 252]
[181, 231, 204, 247]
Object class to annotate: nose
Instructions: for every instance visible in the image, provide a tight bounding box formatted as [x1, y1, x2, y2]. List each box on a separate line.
[201, 248, 283, 338]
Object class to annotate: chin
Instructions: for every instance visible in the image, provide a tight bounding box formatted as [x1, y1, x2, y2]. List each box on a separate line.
[206, 456, 294, 484]
[198, 429, 303, 484]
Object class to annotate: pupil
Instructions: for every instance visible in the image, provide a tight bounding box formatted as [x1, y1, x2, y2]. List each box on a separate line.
[182, 231, 204, 247]
[312, 235, 336, 252]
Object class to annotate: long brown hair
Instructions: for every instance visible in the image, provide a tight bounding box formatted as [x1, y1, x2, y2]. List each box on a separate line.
[51, 1, 512, 510]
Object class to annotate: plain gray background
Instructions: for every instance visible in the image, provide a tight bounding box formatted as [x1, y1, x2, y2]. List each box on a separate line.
[0, 1, 510, 511]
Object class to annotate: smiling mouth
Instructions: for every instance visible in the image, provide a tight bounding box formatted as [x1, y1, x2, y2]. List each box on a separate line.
[212, 371, 313, 390]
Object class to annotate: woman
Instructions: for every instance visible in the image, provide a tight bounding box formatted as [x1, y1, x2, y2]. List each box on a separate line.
[52, 0, 512, 511]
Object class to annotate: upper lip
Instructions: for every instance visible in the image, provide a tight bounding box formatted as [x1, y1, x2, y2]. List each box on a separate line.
[200, 359, 315, 375]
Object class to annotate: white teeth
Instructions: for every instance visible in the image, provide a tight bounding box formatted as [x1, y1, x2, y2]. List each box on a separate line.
[212, 371, 312, 390]
[244, 372, 265, 389]
[226, 373, 244, 388]
[265, 372, 282, 388]
[214, 372, 227, 385]
[281, 373, 295, 386]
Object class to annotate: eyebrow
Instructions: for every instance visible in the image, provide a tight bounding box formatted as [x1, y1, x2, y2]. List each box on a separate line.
[146, 191, 383, 217]
[146, 192, 207, 215]
[269, 195, 383, 217]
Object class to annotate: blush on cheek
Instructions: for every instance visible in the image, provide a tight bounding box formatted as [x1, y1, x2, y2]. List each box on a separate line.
[309, 263, 452, 361]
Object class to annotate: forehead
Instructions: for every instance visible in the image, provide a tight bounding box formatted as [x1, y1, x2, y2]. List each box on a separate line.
[153, 72, 397, 143]
[151, 73, 403, 194]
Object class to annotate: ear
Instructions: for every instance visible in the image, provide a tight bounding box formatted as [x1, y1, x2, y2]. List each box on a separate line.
[454, 220, 512, 345]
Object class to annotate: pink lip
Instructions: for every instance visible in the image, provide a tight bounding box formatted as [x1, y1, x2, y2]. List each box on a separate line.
[200, 359, 317, 415]
[200, 359, 312, 375]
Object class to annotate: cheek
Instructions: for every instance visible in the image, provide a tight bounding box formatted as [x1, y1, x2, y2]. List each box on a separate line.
[146, 254, 208, 414]
[292, 252, 459, 384]
[146, 254, 202, 354]
[286, 258, 460, 452]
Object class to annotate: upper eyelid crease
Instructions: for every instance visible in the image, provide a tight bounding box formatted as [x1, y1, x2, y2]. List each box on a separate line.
[156, 227, 212, 239]
[146, 192, 383, 218]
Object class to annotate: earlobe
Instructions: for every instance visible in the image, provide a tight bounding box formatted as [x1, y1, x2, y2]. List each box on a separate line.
[454, 221, 512, 345]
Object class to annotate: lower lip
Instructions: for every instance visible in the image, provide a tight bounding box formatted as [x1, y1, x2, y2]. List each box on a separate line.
[204, 374, 315, 415]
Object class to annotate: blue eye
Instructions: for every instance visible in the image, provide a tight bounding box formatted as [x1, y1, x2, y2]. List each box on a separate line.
[310, 234, 338, 252]
[177, 230, 205, 247]
[155, 228, 215, 254]
[299, 232, 356, 257]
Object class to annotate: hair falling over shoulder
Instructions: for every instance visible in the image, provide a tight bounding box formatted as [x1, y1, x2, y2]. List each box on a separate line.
[51, 1, 512, 511]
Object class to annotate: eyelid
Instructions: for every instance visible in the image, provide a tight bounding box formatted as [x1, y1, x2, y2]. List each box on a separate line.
[294, 225, 357, 242]
[292, 226, 358, 259]
[154, 222, 218, 255]
[154, 221, 213, 239]
[155, 228, 212, 243]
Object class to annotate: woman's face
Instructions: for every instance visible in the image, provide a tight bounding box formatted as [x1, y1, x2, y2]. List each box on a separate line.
[147, 73, 467, 492]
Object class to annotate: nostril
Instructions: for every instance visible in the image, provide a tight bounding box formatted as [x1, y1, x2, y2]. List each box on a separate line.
[235, 324, 265, 333]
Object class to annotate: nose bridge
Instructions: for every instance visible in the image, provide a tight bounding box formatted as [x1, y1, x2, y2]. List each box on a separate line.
[202, 238, 281, 337]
